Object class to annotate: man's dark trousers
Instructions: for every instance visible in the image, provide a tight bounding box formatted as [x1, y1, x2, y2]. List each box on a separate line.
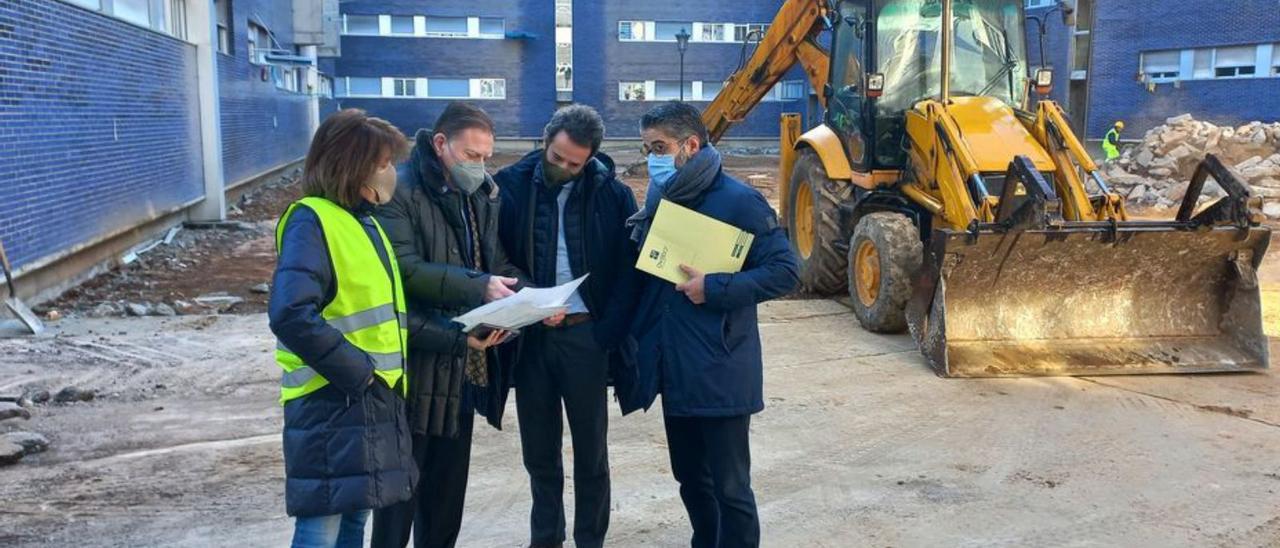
[371, 407, 475, 548]
[663, 413, 759, 548]
[516, 320, 611, 548]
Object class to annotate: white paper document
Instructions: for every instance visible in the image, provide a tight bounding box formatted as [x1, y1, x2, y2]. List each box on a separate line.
[451, 275, 589, 333]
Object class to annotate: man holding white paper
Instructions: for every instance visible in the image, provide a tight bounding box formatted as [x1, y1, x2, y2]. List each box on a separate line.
[622, 102, 799, 548]
[495, 105, 640, 548]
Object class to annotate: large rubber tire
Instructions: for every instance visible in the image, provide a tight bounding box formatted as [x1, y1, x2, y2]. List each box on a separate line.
[788, 148, 854, 295]
[847, 212, 923, 333]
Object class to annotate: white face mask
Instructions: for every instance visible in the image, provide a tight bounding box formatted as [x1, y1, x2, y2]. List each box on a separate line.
[366, 162, 397, 205]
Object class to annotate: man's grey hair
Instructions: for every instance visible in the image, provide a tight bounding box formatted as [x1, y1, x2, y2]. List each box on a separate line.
[543, 104, 605, 153]
[640, 101, 710, 146]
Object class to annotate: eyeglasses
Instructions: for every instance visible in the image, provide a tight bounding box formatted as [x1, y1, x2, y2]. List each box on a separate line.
[641, 137, 688, 156]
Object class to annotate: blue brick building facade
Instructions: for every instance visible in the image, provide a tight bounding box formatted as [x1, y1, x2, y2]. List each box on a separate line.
[326, 0, 812, 140]
[326, 0, 557, 138]
[573, 0, 813, 139]
[0, 0, 203, 271]
[1034, 0, 1280, 140]
[0, 0, 326, 287]
[217, 0, 315, 185]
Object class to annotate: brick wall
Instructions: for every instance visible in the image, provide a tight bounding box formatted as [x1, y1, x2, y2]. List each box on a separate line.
[575, 0, 811, 139]
[329, 0, 557, 138]
[1085, 0, 1280, 139]
[218, 0, 312, 185]
[0, 0, 203, 271]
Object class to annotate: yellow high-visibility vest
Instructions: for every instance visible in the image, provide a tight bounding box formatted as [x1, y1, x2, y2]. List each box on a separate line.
[1103, 128, 1120, 160]
[274, 197, 407, 405]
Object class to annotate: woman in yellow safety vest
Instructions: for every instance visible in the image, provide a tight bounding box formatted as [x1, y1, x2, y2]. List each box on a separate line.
[267, 109, 416, 547]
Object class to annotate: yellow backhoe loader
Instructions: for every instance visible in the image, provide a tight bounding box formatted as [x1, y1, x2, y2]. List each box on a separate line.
[703, 0, 1271, 377]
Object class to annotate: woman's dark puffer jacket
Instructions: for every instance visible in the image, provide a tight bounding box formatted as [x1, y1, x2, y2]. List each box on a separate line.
[268, 203, 418, 517]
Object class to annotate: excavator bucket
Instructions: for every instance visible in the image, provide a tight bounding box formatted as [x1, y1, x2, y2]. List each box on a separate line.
[907, 156, 1272, 377]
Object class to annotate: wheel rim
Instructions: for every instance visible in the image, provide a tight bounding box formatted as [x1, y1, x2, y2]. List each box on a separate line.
[854, 240, 880, 308]
[794, 182, 814, 259]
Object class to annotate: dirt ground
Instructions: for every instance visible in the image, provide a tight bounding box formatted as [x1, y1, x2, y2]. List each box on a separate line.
[2, 292, 1279, 546]
[6, 149, 1280, 546]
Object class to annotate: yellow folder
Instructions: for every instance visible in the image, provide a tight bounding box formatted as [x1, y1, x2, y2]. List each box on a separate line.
[636, 199, 755, 284]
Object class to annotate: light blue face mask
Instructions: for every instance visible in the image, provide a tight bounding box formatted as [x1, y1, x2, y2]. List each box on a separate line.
[647, 153, 677, 190]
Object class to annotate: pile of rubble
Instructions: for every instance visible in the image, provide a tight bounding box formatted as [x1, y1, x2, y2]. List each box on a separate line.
[1106, 114, 1280, 218]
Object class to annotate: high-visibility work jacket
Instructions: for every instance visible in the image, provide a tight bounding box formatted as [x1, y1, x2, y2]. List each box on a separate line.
[1103, 128, 1121, 160]
[275, 197, 408, 405]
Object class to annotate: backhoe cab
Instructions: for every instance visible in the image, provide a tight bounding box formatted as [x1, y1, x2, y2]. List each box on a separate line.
[704, 0, 1271, 377]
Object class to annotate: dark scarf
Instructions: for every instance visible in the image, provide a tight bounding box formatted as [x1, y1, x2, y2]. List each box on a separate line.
[626, 144, 723, 245]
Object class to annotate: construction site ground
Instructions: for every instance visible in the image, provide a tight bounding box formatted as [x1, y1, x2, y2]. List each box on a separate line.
[4, 149, 1280, 547]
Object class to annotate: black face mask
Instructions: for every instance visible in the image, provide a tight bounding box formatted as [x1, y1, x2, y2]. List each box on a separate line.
[542, 158, 581, 187]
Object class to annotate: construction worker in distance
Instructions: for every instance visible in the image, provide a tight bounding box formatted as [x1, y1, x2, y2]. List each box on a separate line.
[1103, 120, 1124, 162]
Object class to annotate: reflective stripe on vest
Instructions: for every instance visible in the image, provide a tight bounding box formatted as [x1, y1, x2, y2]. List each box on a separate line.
[274, 197, 408, 405]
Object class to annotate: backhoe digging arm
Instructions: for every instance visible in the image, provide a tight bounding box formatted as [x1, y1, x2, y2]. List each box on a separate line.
[702, 0, 831, 143]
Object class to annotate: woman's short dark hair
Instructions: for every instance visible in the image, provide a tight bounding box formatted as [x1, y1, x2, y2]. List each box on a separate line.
[640, 101, 710, 146]
[543, 104, 605, 153]
[433, 102, 495, 139]
[302, 109, 410, 208]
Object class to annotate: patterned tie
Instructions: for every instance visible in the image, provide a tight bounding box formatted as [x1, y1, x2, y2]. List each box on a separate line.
[463, 197, 489, 388]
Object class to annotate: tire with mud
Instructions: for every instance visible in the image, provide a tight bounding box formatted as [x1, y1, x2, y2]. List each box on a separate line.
[788, 148, 854, 295]
[847, 212, 923, 333]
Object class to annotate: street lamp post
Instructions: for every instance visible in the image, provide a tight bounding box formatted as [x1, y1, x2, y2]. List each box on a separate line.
[675, 27, 691, 101]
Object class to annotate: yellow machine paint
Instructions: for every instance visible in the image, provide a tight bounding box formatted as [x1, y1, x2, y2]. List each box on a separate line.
[702, 0, 1271, 377]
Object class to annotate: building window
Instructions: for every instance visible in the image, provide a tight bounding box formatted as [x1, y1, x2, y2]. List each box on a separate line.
[215, 0, 231, 53]
[782, 80, 806, 100]
[1141, 50, 1180, 83]
[619, 82, 646, 101]
[393, 78, 417, 97]
[425, 17, 469, 37]
[477, 79, 506, 99]
[619, 21, 646, 41]
[1214, 46, 1256, 78]
[345, 15, 379, 35]
[653, 80, 694, 100]
[734, 23, 769, 43]
[428, 78, 471, 98]
[247, 22, 271, 64]
[389, 16, 415, 35]
[277, 67, 301, 92]
[346, 77, 382, 96]
[1192, 49, 1214, 79]
[1026, 0, 1056, 7]
[112, 0, 151, 27]
[701, 23, 727, 43]
[479, 18, 505, 38]
[654, 22, 692, 41]
[65, 0, 100, 8]
[167, 0, 188, 40]
[1272, 44, 1280, 76]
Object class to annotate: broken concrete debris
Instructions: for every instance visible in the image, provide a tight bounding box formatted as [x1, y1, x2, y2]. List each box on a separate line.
[0, 432, 50, 466]
[125, 302, 152, 317]
[53, 387, 96, 404]
[0, 402, 31, 421]
[0, 438, 24, 465]
[1111, 115, 1280, 218]
[194, 292, 246, 311]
